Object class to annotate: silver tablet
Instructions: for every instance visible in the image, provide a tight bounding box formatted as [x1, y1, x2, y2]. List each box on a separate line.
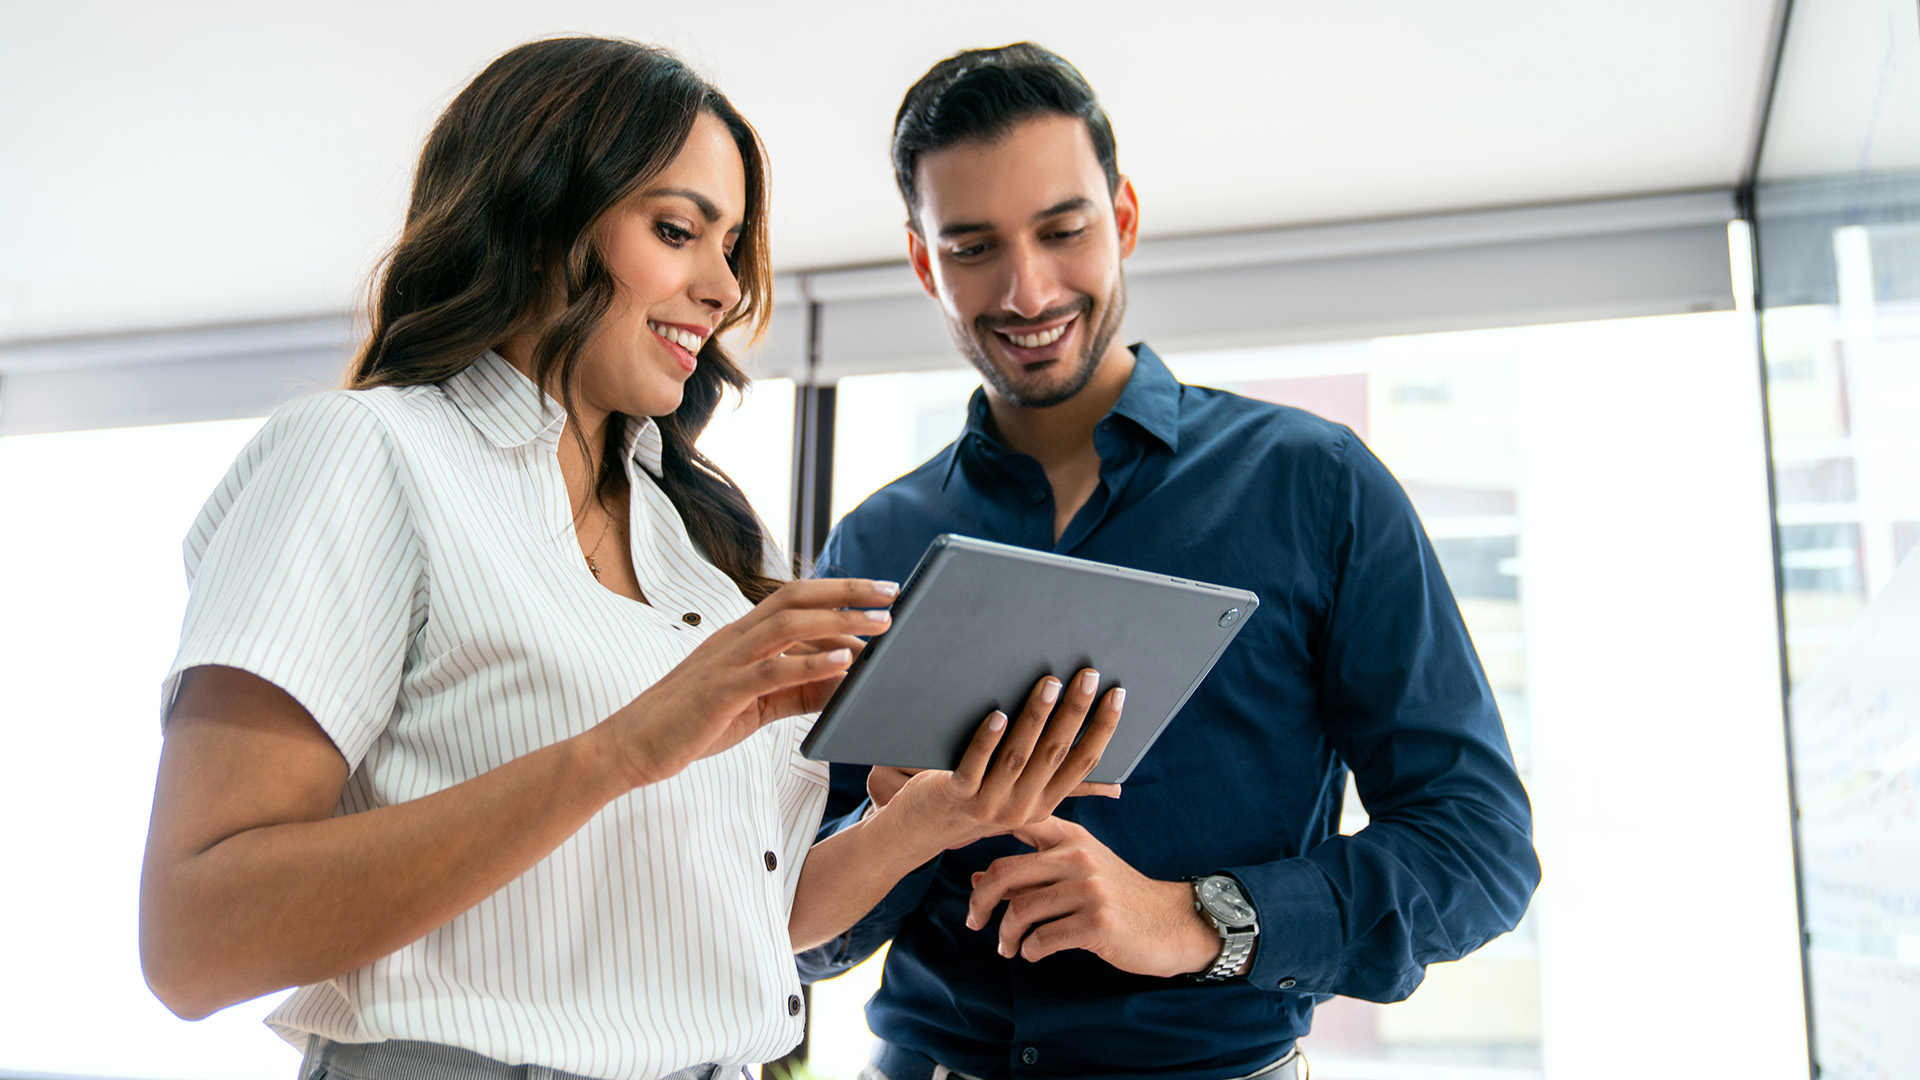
[801, 534, 1258, 784]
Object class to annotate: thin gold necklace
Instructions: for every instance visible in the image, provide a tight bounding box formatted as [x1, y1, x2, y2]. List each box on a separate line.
[584, 506, 619, 580]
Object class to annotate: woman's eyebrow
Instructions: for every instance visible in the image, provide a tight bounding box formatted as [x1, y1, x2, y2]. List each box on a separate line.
[643, 186, 723, 223]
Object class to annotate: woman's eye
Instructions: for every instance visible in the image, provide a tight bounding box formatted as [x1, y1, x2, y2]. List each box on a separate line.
[657, 222, 695, 246]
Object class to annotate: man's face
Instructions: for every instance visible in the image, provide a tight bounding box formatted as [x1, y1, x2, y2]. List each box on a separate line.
[907, 113, 1139, 409]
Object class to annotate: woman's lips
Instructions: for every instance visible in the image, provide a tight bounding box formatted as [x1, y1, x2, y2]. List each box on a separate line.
[648, 320, 704, 373]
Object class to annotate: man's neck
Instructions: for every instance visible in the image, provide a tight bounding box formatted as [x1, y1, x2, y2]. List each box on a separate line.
[985, 344, 1137, 470]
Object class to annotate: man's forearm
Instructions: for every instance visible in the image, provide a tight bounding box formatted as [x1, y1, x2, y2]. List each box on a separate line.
[790, 806, 941, 952]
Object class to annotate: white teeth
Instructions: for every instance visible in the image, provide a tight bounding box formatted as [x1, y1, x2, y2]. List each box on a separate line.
[650, 321, 705, 353]
[1003, 324, 1067, 349]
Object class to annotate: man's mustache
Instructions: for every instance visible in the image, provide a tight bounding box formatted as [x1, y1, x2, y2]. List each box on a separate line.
[976, 298, 1092, 334]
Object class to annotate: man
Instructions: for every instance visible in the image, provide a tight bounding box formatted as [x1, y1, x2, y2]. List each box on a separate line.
[799, 43, 1540, 1080]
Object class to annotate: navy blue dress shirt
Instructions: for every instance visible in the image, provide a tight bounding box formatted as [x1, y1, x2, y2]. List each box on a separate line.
[799, 344, 1539, 1080]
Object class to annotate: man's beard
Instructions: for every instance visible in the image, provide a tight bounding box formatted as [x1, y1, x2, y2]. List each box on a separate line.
[953, 275, 1128, 410]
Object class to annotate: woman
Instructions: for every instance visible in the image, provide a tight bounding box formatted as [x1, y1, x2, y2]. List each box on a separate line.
[138, 37, 1119, 1080]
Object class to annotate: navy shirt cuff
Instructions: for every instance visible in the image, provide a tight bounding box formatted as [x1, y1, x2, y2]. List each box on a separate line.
[1226, 857, 1343, 994]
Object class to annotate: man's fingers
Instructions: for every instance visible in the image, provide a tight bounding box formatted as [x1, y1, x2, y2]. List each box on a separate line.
[995, 885, 1082, 958]
[1016, 911, 1098, 963]
[965, 852, 1060, 928]
[1009, 815, 1081, 851]
[978, 675, 1062, 796]
[1010, 669, 1100, 802]
[1037, 684, 1124, 808]
[951, 710, 1009, 790]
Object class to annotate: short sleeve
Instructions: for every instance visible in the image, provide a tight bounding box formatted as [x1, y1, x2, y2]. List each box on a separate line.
[162, 392, 427, 770]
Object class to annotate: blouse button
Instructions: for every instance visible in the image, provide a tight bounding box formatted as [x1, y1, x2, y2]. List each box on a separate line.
[764, 850, 778, 871]
[787, 994, 802, 1016]
[681, 611, 702, 627]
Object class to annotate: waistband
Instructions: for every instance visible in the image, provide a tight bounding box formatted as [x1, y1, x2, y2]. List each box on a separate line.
[871, 1040, 1305, 1080]
[301, 1035, 735, 1080]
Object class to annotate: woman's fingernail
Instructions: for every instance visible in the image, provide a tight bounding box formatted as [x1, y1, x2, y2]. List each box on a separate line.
[874, 581, 900, 597]
[1040, 679, 1061, 704]
[863, 608, 891, 622]
[1079, 670, 1099, 694]
[988, 711, 1007, 732]
[827, 648, 852, 664]
[1112, 687, 1126, 710]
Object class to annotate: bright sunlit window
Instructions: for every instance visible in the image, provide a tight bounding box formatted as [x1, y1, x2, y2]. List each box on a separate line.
[817, 312, 1800, 1080]
[0, 416, 290, 1080]
[0, 376, 793, 1080]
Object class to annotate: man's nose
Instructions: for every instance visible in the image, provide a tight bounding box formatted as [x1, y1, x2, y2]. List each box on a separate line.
[998, 242, 1058, 319]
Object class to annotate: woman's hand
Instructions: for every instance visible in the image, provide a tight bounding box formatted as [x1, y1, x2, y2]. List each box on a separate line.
[596, 577, 896, 789]
[879, 669, 1125, 855]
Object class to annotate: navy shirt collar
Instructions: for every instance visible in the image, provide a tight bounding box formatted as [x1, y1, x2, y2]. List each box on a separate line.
[942, 342, 1182, 490]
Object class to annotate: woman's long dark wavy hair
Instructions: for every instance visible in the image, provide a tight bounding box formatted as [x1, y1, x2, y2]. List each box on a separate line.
[347, 37, 783, 602]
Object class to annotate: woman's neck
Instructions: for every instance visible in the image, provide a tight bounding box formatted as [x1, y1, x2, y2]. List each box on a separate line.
[497, 336, 613, 511]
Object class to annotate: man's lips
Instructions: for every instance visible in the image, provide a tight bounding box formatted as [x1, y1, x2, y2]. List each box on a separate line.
[989, 313, 1079, 363]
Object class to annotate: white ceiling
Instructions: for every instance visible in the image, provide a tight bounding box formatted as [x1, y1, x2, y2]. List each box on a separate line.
[0, 0, 1779, 342]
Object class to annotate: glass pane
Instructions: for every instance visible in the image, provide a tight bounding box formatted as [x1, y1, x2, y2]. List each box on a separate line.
[811, 311, 1797, 1080]
[1754, 0, 1920, 1072]
[0, 417, 298, 1079]
[699, 377, 796, 561]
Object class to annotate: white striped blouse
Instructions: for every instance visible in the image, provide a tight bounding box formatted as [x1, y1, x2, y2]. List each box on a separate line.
[162, 351, 828, 1079]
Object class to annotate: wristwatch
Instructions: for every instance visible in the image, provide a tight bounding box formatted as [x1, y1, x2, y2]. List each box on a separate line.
[1191, 873, 1259, 981]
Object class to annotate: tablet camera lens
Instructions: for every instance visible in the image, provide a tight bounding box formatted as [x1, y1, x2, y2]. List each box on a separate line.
[1219, 608, 1240, 627]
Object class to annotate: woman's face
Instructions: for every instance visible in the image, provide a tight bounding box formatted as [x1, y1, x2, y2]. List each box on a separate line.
[577, 111, 747, 423]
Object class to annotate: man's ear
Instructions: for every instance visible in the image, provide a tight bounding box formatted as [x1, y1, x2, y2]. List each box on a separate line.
[1113, 176, 1140, 260]
[906, 222, 939, 298]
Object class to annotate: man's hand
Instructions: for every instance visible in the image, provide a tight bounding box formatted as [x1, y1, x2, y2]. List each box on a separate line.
[965, 816, 1229, 978]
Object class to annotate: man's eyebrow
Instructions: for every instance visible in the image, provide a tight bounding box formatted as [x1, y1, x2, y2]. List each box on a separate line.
[936, 197, 1097, 240]
[1033, 197, 1095, 222]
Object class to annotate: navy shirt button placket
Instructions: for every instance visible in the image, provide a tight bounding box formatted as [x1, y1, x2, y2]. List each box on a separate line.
[1020, 1046, 1039, 1065]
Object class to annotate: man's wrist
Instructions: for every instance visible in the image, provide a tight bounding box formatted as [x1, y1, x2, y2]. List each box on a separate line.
[1189, 874, 1260, 981]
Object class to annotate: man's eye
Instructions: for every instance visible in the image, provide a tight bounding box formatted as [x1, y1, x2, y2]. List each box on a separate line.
[950, 242, 989, 260]
[1049, 227, 1087, 242]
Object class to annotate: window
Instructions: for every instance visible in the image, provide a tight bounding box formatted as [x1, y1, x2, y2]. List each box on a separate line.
[0, 382, 794, 1080]
[812, 311, 1798, 1080]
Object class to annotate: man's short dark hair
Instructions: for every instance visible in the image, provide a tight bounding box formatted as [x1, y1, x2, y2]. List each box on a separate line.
[892, 42, 1120, 228]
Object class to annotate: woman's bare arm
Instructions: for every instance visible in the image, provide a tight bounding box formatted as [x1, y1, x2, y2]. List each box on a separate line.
[141, 665, 631, 1018]
[141, 578, 894, 1020]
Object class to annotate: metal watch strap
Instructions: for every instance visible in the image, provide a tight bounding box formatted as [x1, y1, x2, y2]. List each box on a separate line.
[1192, 876, 1259, 981]
[1200, 928, 1257, 981]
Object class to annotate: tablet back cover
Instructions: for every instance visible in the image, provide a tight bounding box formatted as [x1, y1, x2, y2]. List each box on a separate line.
[801, 535, 1257, 784]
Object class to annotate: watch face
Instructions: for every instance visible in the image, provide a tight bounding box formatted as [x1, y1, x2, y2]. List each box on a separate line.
[1198, 876, 1255, 925]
